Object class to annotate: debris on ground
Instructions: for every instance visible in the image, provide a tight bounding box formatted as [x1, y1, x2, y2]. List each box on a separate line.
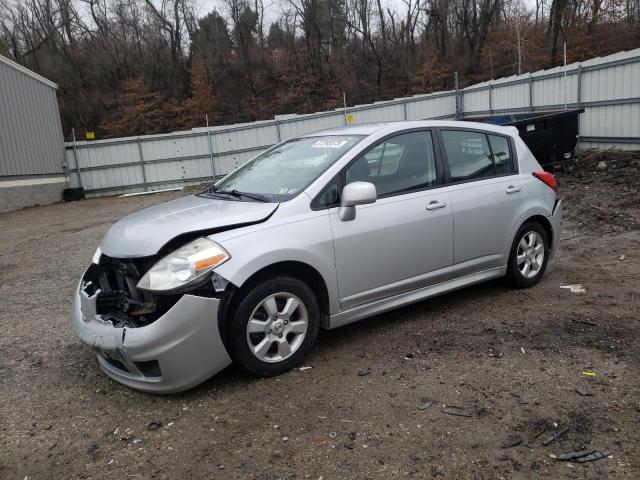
[550, 449, 596, 460]
[501, 436, 523, 449]
[551, 449, 612, 463]
[560, 284, 586, 294]
[147, 420, 162, 431]
[541, 426, 570, 445]
[417, 401, 433, 410]
[576, 451, 611, 463]
[357, 368, 370, 376]
[345, 432, 357, 449]
[581, 371, 597, 377]
[299, 366, 313, 371]
[442, 406, 473, 417]
[573, 318, 598, 326]
[597, 161, 608, 171]
[575, 387, 593, 397]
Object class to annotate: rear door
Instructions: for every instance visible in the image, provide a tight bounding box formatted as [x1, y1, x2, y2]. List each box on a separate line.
[321, 130, 454, 310]
[437, 128, 525, 277]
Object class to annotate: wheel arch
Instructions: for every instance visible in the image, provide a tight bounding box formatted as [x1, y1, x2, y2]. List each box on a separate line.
[520, 214, 554, 250]
[218, 260, 332, 344]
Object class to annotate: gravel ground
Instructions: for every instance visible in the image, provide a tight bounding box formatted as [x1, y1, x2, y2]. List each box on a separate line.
[1, 153, 639, 479]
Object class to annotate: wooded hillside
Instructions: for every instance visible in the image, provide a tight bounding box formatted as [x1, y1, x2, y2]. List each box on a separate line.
[1, 0, 639, 140]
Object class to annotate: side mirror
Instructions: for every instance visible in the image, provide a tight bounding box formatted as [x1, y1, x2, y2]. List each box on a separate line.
[339, 181, 377, 221]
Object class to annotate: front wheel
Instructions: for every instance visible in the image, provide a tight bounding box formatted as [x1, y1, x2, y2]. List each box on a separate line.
[227, 276, 320, 377]
[506, 222, 550, 288]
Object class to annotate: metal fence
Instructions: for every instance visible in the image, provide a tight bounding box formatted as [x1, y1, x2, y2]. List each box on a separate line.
[66, 48, 640, 197]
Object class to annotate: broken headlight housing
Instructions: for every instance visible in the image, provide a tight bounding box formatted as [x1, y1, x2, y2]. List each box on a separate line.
[137, 238, 230, 293]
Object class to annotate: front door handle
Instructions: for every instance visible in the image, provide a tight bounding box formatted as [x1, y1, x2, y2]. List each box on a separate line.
[426, 200, 447, 211]
[506, 185, 522, 194]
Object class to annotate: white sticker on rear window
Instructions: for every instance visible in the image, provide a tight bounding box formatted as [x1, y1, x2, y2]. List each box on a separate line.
[312, 139, 348, 149]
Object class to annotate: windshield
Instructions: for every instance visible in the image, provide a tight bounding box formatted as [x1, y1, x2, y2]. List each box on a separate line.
[209, 135, 363, 202]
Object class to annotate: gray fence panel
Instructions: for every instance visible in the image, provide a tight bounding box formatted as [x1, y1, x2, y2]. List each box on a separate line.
[461, 86, 489, 114]
[492, 80, 530, 111]
[352, 102, 405, 123]
[66, 48, 640, 196]
[275, 113, 341, 140]
[406, 93, 456, 120]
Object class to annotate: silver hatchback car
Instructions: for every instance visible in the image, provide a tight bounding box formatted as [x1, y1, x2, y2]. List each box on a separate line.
[72, 121, 562, 393]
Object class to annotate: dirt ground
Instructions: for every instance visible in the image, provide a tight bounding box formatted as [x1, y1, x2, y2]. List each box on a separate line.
[1, 152, 639, 480]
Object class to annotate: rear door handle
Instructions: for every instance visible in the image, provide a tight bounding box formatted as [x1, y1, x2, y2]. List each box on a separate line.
[426, 200, 447, 211]
[506, 185, 522, 194]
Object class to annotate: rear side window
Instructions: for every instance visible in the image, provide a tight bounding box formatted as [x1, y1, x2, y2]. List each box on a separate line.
[488, 134, 514, 175]
[346, 131, 437, 197]
[441, 130, 494, 182]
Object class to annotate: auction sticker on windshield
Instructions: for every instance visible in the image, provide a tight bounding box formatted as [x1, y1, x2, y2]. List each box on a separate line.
[312, 139, 349, 148]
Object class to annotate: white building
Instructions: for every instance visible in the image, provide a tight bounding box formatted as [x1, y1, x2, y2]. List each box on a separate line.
[0, 55, 66, 212]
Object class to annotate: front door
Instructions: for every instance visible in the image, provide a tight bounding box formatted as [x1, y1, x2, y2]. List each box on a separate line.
[329, 130, 454, 310]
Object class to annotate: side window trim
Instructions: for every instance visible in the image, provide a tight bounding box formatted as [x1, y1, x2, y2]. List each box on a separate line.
[435, 127, 519, 186]
[485, 132, 498, 177]
[509, 136, 520, 174]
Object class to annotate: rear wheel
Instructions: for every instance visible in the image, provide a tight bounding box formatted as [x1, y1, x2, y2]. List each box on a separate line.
[228, 276, 320, 376]
[506, 221, 549, 288]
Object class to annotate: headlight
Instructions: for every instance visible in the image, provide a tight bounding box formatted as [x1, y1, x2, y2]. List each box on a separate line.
[137, 238, 230, 292]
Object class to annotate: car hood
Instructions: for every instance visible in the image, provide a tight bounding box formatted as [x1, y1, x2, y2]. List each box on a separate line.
[100, 194, 278, 258]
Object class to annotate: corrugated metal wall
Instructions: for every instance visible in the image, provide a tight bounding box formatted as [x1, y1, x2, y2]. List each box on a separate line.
[0, 55, 65, 177]
[66, 48, 640, 197]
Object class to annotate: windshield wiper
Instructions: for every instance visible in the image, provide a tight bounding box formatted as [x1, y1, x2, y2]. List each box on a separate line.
[208, 187, 270, 202]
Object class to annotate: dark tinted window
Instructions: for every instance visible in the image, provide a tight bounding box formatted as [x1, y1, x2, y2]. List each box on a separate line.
[441, 130, 494, 182]
[346, 131, 437, 197]
[313, 178, 340, 209]
[488, 134, 513, 175]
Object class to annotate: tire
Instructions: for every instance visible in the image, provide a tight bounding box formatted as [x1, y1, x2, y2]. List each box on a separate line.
[227, 275, 320, 377]
[506, 221, 550, 288]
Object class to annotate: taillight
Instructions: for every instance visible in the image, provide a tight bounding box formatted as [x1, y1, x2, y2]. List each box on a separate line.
[532, 172, 557, 194]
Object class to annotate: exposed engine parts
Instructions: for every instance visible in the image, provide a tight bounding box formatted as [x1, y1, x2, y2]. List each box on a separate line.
[83, 257, 160, 328]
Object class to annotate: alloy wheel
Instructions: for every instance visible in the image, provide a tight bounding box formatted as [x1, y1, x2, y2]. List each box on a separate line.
[517, 231, 545, 279]
[245, 292, 309, 363]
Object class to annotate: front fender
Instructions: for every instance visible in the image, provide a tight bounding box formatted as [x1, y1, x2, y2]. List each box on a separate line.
[212, 212, 341, 315]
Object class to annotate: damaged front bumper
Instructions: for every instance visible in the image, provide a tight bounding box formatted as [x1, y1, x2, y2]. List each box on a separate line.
[72, 283, 232, 393]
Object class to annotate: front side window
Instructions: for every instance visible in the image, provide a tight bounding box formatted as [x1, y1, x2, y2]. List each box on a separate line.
[345, 131, 438, 197]
[212, 135, 362, 202]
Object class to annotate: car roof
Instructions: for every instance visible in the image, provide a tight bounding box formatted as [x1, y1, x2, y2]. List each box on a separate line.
[305, 123, 392, 136]
[306, 120, 517, 137]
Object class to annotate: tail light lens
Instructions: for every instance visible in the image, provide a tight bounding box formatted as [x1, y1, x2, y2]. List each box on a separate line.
[532, 172, 558, 195]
